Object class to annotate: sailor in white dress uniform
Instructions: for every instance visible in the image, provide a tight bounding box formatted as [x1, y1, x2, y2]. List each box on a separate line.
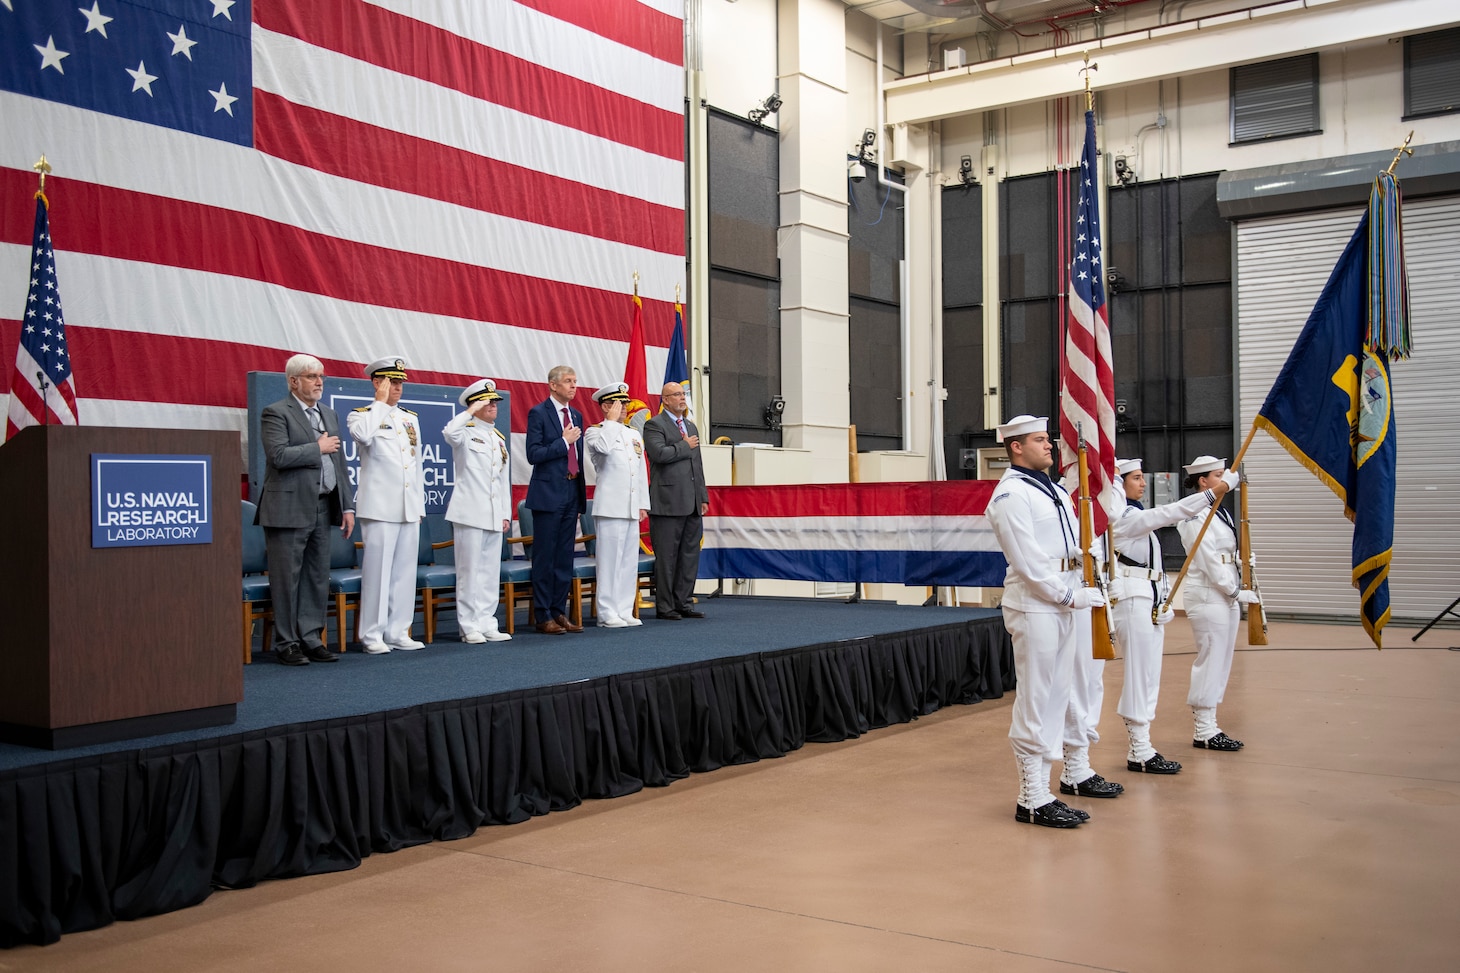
[985, 415, 1106, 829]
[347, 357, 426, 653]
[444, 378, 513, 643]
[1109, 457, 1236, 773]
[584, 383, 649, 628]
[1177, 454, 1258, 752]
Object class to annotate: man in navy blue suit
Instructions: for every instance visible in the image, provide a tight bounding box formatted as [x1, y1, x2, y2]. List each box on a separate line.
[525, 364, 587, 634]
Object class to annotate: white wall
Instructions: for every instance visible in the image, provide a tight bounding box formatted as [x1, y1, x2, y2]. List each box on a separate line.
[701, 0, 780, 121]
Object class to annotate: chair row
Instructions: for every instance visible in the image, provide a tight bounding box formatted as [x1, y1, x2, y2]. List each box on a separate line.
[242, 500, 655, 663]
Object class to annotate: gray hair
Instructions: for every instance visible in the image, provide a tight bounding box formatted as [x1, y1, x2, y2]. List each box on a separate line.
[285, 354, 324, 380]
[547, 364, 576, 384]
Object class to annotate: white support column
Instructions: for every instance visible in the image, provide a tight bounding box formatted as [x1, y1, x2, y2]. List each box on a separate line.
[778, 0, 851, 481]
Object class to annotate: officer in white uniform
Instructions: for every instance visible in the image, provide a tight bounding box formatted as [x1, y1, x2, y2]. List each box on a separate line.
[986, 415, 1105, 829]
[444, 378, 513, 643]
[1057, 487, 1124, 801]
[1109, 458, 1237, 773]
[1177, 455, 1258, 751]
[584, 383, 649, 628]
[347, 357, 426, 654]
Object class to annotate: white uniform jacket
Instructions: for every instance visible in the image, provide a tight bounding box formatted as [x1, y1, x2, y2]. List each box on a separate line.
[347, 400, 426, 523]
[986, 466, 1083, 613]
[585, 421, 649, 519]
[1177, 501, 1241, 599]
[443, 412, 511, 531]
[1108, 488, 1218, 603]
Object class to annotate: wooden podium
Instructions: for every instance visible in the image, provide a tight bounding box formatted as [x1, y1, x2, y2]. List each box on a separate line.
[0, 426, 243, 749]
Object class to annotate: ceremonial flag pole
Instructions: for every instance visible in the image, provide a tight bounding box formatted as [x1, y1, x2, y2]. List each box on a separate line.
[623, 271, 649, 414]
[6, 155, 80, 440]
[1058, 54, 1116, 537]
[1163, 135, 1412, 648]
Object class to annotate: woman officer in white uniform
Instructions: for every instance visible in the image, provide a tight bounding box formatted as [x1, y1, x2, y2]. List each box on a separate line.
[1110, 457, 1236, 773]
[443, 378, 513, 643]
[584, 383, 649, 628]
[1177, 455, 1259, 752]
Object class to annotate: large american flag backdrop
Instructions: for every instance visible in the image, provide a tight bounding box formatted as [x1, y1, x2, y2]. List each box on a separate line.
[0, 0, 685, 484]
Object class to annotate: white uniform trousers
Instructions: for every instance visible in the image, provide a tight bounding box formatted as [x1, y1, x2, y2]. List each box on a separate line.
[594, 517, 640, 623]
[453, 524, 504, 637]
[358, 518, 420, 645]
[1113, 595, 1163, 761]
[1006, 606, 1075, 806]
[1185, 583, 1239, 736]
[1061, 608, 1104, 783]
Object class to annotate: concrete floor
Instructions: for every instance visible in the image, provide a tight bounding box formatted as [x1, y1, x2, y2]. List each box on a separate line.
[8, 617, 1459, 972]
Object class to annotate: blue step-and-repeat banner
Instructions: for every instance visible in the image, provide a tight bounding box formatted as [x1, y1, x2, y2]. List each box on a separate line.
[245, 372, 512, 516]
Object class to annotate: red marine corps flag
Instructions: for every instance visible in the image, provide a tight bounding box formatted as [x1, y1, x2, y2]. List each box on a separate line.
[1058, 106, 1116, 534]
[6, 158, 79, 439]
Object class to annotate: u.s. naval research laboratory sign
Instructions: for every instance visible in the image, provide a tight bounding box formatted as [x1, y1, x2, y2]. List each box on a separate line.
[92, 454, 213, 548]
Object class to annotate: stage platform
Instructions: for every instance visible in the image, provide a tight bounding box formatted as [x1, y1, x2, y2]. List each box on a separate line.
[0, 597, 1011, 947]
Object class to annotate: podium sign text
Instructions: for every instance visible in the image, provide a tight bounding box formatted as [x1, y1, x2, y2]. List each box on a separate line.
[92, 453, 214, 548]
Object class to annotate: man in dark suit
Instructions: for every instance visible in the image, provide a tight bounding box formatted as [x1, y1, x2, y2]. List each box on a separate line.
[644, 381, 708, 620]
[256, 354, 356, 665]
[524, 364, 586, 634]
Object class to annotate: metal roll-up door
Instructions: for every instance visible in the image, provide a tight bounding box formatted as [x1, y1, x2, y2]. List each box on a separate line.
[1235, 195, 1460, 626]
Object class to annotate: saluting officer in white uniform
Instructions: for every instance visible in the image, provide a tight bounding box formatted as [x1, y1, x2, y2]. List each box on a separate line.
[348, 357, 426, 654]
[1109, 457, 1237, 774]
[584, 383, 649, 628]
[1177, 454, 1258, 751]
[986, 415, 1105, 829]
[444, 378, 513, 644]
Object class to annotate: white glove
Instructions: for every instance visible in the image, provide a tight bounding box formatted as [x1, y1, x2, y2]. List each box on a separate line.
[1071, 588, 1107, 610]
[1236, 589, 1260, 605]
[1155, 607, 1176, 625]
[1220, 469, 1241, 491]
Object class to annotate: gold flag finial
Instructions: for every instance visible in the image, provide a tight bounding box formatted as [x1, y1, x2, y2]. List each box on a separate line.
[675, 283, 681, 304]
[1383, 131, 1414, 177]
[1080, 52, 1098, 112]
[33, 154, 52, 200]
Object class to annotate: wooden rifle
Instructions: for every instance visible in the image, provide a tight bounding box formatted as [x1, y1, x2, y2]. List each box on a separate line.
[1238, 469, 1268, 645]
[1076, 429, 1117, 661]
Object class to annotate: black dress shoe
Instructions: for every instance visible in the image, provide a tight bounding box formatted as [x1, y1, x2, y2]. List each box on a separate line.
[1194, 731, 1243, 751]
[656, 610, 683, 620]
[1059, 774, 1124, 798]
[302, 644, 338, 663]
[1127, 753, 1182, 774]
[276, 644, 309, 666]
[678, 608, 705, 618]
[1050, 799, 1090, 822]
[1014, 800, 1083, 828]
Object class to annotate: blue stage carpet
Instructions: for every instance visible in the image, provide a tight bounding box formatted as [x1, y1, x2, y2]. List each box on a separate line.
[0, 597, 999, 772]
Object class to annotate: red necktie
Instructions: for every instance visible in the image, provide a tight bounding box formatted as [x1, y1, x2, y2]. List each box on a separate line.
[563, 407, 579, 476]
[676, 416, 687, 438]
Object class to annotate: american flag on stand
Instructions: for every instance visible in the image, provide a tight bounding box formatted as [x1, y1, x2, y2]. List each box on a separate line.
[6, 190, 78, 438]
[1058, 108, 1116, 535]
[1, 0, 684, 485]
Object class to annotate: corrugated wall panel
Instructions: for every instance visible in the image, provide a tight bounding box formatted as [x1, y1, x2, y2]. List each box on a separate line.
[1235, 196, 1460, 625]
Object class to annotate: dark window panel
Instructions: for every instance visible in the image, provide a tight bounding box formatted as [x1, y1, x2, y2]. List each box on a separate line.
[1230, 54, 1320, 144]
[849, 297, 902, 444]
[849, 175, 904, 303]
[1404, 27, 1460, 120]
[708, 269, 781, 446]
[707, 112, 779, 278]
[941, 186, 983, 308]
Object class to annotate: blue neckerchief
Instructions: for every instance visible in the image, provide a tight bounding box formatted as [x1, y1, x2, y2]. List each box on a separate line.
[1012, 466, 1077, 557]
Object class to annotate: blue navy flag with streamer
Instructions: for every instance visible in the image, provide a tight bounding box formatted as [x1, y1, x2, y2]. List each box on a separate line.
[1254, 176, 1405, 648]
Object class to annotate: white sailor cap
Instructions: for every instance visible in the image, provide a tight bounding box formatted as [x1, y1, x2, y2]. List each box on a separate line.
[365, 356, 408, 381]
[592, 382, 631, 404]
[995, 414, 1048, 443]
[459, 378, 502, 407]
[1115, 457, 1144, 476]
[1182, 455, 1226, 476]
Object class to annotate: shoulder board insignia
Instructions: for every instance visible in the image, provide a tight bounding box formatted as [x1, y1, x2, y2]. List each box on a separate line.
[400, 408, 417, 416]
[591, 422, 603, 428]
[353, 405, 371, 412]
[494, 429, 506, 441]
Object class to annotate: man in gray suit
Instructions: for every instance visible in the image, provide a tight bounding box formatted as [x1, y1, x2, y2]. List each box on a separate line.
[256, 354, 356, 665]
[643, 381, 708, 620]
